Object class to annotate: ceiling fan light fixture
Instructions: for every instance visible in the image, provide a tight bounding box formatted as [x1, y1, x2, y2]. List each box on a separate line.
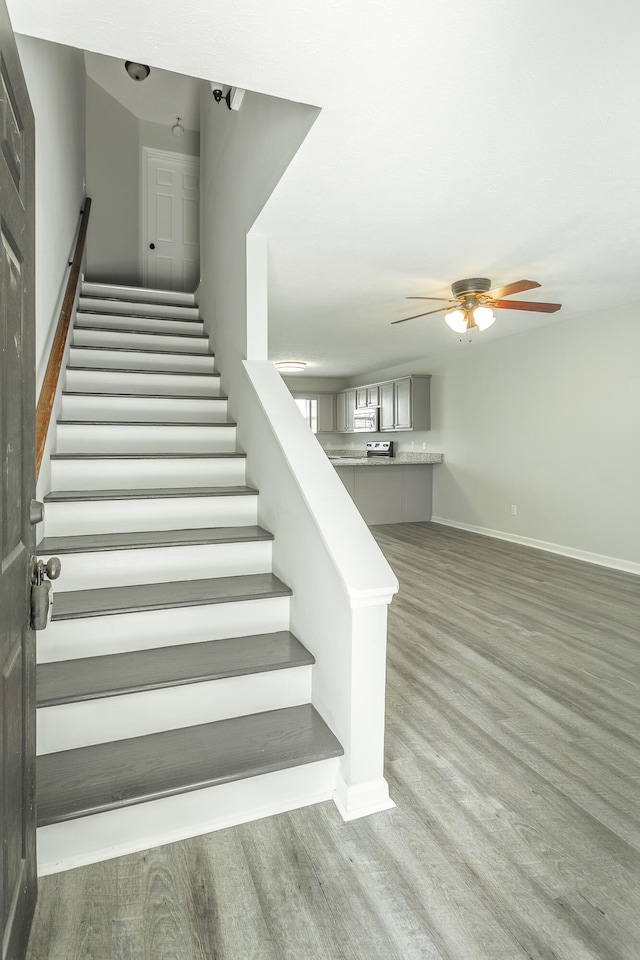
[445, 309, 468, 334]
[124, 61, 151, 81]
[274, 360, 307, 373]
[473, 306, 496, 331]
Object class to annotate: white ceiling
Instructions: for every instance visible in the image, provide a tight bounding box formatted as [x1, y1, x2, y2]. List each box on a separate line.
[10, 0, 640, 378]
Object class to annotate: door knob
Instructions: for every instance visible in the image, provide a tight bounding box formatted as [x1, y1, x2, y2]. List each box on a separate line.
[149, 243, 156, 250]
[30, 556, 62, 631]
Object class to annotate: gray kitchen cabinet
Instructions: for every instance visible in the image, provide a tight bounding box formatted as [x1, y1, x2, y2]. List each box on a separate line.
[317, 394, 336, 433]
[337, 375, 430, 433]
[379, 382, 395, 430]
[394, 377, 412, 430]
[355, 387, 368, 409]
[336, 389, 356, 432]
[379, 375, 430, 432]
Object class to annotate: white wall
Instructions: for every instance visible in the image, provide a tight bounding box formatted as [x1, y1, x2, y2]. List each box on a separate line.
[85, 80, 200, 286]
[16, 35, 86, 392]
[85, 78, 140, 284]
[199, 87, 319, 365]
[348, 304, 640, 570]
[139, 119, 199, 159]
[199, 88, 397, 817]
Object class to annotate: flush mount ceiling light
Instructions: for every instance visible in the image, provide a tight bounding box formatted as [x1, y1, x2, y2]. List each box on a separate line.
[393, 277, 561, 337]
[172, 117, 184, 138]
[124, 61, 151, 81]
[274, 361, 307, 373]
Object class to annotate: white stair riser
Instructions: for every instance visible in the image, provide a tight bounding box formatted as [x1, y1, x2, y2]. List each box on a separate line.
[56, 422, 236, 454]
[39, 540, 273, 591]
[73, 328, 210, 354]
[37, 666, 312, 754]
[50, 456, 246, 491]
[76, 312, 204, 336]
[40, 596, 291, 661]
[37, 758, 340, 876]
[69, 346, 215, 373]
[65, 368, 221, 397]
[79, 295, 198, 319]
[44, 494, 257, 537]
[60, 394, 229, 423]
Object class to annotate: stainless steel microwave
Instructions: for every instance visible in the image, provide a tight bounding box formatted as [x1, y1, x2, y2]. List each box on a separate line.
[353, 407, 379, 432]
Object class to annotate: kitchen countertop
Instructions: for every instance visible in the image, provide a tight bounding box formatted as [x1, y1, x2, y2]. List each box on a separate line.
[326, 449, 444, 466]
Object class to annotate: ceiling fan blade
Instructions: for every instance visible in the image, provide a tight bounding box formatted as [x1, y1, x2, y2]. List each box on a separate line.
[489, 279, 541, 299]
[392, 305, 454, 324]
[492, 298, 561, 313]
[405, 296, 454, 302]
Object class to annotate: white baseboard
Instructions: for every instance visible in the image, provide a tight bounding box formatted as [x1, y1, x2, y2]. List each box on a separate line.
[332, 774, 395, 822]
[431, 516, 640, 577]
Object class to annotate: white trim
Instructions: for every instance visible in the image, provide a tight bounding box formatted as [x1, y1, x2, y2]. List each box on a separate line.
[431, 516, 640, 577]
[140, 147, 200, 289]
[332, 774, 395, 821]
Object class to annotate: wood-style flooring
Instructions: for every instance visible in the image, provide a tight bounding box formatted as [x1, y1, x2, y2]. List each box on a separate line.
[26, 522, 640, 960]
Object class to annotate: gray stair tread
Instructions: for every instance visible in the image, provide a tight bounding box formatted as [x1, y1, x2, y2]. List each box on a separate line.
[36, 704, 343, 826]
[38, 524, 273, 554]
[66, 365, 220, 379]
[79, 298, 197, 311]
[50, 452, 243, 460]
[37, 631, 312, 706]
[57, 419, 236, 427]
[62, 391, 228, 401]
[44, 485, 256, 501]
[52, 573, 292, 620]
[70, 345, 213, 358]
[75, 325, 207, 340]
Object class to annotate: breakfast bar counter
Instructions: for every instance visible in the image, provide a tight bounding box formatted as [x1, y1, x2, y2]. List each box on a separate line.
[325, 448, 444, 524]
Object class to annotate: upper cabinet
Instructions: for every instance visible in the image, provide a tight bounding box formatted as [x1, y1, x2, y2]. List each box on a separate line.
[317, 394, 336, 433]
[338, 375, 430, 433]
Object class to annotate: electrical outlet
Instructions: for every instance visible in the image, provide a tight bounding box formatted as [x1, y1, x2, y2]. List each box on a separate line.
[422, 442, 427, 450]
[510, 504, 517, 516]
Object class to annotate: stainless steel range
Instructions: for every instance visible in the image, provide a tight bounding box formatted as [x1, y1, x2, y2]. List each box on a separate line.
[366, 440, 394, 458]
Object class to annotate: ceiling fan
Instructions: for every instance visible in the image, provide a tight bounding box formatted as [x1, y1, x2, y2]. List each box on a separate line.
[392, 278, 562, 334]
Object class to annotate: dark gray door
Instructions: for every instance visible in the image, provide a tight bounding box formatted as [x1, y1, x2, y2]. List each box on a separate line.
[0, 1, 37, 957]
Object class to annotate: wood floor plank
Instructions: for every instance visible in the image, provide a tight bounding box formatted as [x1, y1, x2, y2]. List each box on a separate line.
[27, 522, 640, 960]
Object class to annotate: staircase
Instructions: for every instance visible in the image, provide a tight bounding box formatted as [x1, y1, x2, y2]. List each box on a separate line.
[35, 281, 343, 874]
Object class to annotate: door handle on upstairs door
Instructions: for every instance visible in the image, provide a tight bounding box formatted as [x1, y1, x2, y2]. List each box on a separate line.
[149, 243, 156, 249]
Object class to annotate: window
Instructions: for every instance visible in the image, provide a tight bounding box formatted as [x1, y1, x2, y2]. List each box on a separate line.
[294, 397, 318, 433]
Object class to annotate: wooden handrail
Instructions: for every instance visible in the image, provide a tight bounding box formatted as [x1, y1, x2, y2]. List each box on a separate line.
[35, 198, 92, 478]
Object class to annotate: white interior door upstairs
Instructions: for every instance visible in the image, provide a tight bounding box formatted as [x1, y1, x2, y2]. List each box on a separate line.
[143, 148, 200, 293]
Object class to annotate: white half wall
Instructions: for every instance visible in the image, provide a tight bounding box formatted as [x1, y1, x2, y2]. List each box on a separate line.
[199, 86, 398, 816]
[348, 303, 640, 570]
[15, 35, 86, 393]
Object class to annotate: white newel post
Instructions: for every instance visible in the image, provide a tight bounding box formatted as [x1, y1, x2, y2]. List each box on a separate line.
[333, 599, 395, 820]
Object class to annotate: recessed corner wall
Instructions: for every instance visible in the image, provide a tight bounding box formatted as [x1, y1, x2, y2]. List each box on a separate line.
[85, 77, 140, 286]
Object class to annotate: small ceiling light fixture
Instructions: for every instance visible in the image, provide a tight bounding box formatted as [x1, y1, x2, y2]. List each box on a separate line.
[274, 361, 307, 373]
[172, 116, 184, 138]
[124, 61, 150, 81]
